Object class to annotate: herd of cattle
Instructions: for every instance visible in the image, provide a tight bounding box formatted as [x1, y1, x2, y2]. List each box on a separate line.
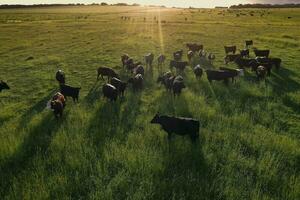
[0, 40, 282, 141]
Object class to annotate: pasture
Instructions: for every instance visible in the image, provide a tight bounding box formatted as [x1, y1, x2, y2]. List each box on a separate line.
[0, 5, 299, 199]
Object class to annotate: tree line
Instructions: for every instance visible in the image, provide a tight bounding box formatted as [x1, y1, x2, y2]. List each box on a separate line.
[230, 3, 300, 9]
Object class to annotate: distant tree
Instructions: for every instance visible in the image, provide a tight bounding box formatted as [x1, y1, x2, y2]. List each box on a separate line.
[101, 2, 108, 6]
[230, 3, 300, 9]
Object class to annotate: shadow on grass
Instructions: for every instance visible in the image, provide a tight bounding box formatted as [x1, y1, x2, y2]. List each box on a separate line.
[17, 88, 57, 130]
[269, 67, 300, 114]
[64, 91, 143, 198]
[0, 112, 64, 197]
[84, 81, 102, 104]
[153, 140, 214, 199]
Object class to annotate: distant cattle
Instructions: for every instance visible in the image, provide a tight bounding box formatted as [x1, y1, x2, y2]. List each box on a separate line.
[245, 40, 253, 48]
[254, 49, 270, 58]
[199, 50, 207, 58]
[121, 54, 130, 68]
[270, 58, 282, 69]
[193, 65, 203, 79]
[224, 54, 241, 64]
[256, 66, 266, 81]
[157, 71, 173, 91]
[150, 114, 199, 141]
[206, 69, 239, 83]
[157, 54, 166, 69]
[145, 53, 154, 69]
[128, 74, 143, 91]
[110, 77, 127, 97]
[0, 80, 10, 92]
[224, 45, 237, 55]
[240, 49, 250, 57]
[97, 67, 119, 81]
[173, 50, 183, 61]
[186, 43, 203, 52]
[219, 67, 244, 77]
[234, 57, 257, 69]
[172, 75, 185, 96]
[102, 83, 118, 101]
[187, 51, 194, 62]
[60, 84, 81, 102]
[133, 65, 145, 76]
[50, 92, 66, 118]
[207, 53, 215, 64]
[124, 59, 141, 72]
[170, 60, 188, 72]
[56, 70, 65, 84]
[255, 57, 273, 75]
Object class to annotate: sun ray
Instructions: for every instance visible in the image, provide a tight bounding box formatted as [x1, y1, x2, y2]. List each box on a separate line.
[157, 8, 165, 55]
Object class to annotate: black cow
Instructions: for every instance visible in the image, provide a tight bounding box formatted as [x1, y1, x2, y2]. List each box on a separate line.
[256, 66, 266, 81]
[110, 77, 127, 97]
[240, 49, 250, 57]
[255, 57, 273, 76]
[234, 57, 257, 69]
[157, 54, 166, 69]
[133, 65, 145, 76]
[124, 59, 141, 72]
[97, 66, 119, 81]
[193, 65, 203, 79]
[224, 54, 241, 64]
[245, 40, 253, 48]
[172, 76, 185, 96]
[145, 53, 154, 69]
[219, 67, 240, 77]
[121, 54, 130, 68]
[270, 58, 282, 69]
[170, 60, 188, 72]
[157, 71, 173, 91]
[186, 43, 203, 52]
[224, 45, 237, 55]
[173, 50, 183, 61]
[254, 49, 270, 58]
[206, 69, 238, 83]
[60, 84, 81, 102]
[0, 80, 10, 92]
[128, 74, 143, 91]
[150, 114, 199, 141]
[56, 70, 65, 84]
[102, 84, 118, 101]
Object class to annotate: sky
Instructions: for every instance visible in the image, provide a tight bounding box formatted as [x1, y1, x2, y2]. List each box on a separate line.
[0, 0, 299, 7]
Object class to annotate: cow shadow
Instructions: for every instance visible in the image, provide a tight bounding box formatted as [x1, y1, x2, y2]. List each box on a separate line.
[86, 90, 142, 153]
[268, 67, 300, 114]
[152, 131, 213, 199]
[84, 81, 102, 105]
[16, 88, 57, 130]
[0, 112, 64, 197]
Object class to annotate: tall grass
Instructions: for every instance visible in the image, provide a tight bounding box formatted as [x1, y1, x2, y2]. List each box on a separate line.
[0, 6, 299, 199]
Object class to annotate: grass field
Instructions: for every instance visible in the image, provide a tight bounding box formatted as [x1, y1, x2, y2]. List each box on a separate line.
[0, 5, 299, 199]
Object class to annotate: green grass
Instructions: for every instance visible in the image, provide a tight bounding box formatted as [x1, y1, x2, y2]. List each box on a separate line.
[0, 6, 299, 199]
